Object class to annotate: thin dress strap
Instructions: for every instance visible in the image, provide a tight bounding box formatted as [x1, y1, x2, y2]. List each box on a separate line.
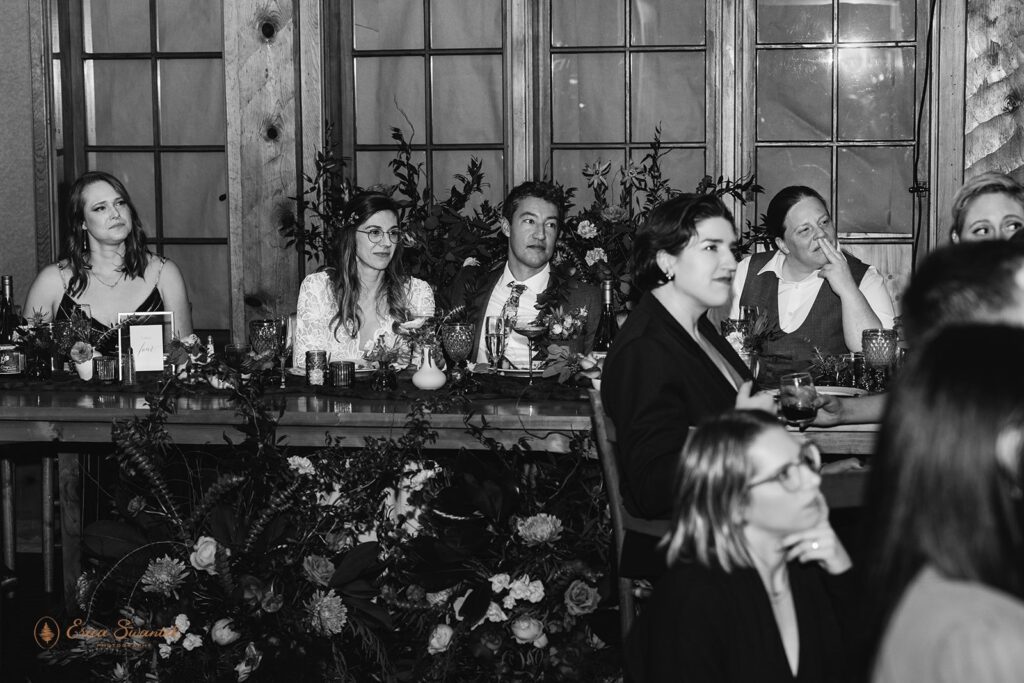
[58, 262, 71, 291]
[153, 256, 167, 285]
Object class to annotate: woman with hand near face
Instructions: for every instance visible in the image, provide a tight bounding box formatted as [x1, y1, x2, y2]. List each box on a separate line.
[948, 171, 1024, 243]
[626, 410, 853, 683]
[24, 171, 193, 353]
[292, 191, 434, 370]
[730, 186, 895, 385]
[601, 194, 776, 578]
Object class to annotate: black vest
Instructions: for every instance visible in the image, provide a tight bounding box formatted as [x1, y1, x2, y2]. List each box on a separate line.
[738, 251, 870, 385]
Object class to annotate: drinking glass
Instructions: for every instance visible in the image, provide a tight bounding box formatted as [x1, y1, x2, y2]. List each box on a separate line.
[512, 320, 546, 386]
[224, 344, 251, 372]
[276, 317, 291, 389]
[484, 315, 509, 368]
[440, 323, 475, 389]
[779, 372, 818, 431]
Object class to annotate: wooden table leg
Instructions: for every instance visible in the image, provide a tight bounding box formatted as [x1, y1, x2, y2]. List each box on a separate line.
[0, 457, 14, 572]
[58, 452, 82, 604]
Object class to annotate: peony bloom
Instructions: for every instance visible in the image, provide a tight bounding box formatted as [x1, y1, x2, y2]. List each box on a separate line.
[511, 617, 548, 648]
[189, 536, 227, 576]
[564, 579, 601, 616]
[302, 554, 335, 587]
[584, 247, 608, 267]
[516, 513, 563, 545]
[427, 624, 454, 655]
[288, 455, 315, 475]
[140, 555, 190, 597]
[306, 589, 348, 636]
[182, 633, 203, 651]
[576, 220, 598, 239]
[211, 618, 241, 646]
[235, 642, 263, 682]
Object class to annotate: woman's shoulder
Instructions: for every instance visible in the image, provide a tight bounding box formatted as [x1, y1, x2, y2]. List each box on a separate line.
[301, 270, 333, 288]
[406, 277, 434, 295]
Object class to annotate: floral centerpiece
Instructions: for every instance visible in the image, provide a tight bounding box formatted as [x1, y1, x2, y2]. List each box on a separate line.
[720, 306, 781, 379]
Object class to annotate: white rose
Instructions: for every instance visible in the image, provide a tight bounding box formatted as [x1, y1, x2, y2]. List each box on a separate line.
[211, 618, 241, 646]
[510, 617, 548, 647]
[189, 536, 226, 576]
[427, 624, 454, 655]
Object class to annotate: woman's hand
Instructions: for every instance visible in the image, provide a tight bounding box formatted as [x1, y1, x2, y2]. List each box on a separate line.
[816, 238, 858, 298]
[781, 515, 852, 575]
[735, 380, 777, 413]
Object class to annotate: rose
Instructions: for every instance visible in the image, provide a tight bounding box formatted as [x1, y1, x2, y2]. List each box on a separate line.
[564, 580, 600, 616]
[211, 618, 241, 645]
[70, 341, 94, 364]
[427, 624, 454, 655]
[508, 576, 545, 603]
[182, 633, 203, 651]
[303, 554, 335, 586]
[516, 513, 563, 545]
[189, 536, 226, 576]
[510, 617, 548, 648]
[288, 456, 315, 475]
[235, 642, 263, 682]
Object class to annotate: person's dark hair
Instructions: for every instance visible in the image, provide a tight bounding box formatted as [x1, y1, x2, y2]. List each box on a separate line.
[949, 171, 1024, 241]
[64, 170, 150, 297]
[661, 409, 779, 572]
[501, 181, 566, 226]
[764, 186, 828, 242]
[327, 191, 409, 339]
[862, 324, 1024, 675]
[900, 241, 1024, 346]
[632, 193, 734, 293]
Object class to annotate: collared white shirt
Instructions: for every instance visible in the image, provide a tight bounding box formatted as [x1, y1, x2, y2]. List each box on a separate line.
[476, 262, 551, 365]
[729, 251, 895, 332]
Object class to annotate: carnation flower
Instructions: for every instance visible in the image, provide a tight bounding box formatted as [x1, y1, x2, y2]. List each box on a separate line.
[164, 613, 189, 643]
[576, 220, 598, 239]
[182, 633, 203, 651]
[288, 456, 315, 475]
[140, 555, 190, 597]
[306, 589, 348, 636]
[564, 579, 600, 616]
[158, 643, 172, 659]
[516, 513, 563, 545]
[584, 247, 608, 266]
[508, 575, 545, 604]
[489, 573, 511, 593]
[303, 554, 335, 587]
[427, 624, 454, 654]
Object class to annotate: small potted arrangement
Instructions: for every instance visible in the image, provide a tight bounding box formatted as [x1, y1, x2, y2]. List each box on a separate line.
[69, 340, 95, 381]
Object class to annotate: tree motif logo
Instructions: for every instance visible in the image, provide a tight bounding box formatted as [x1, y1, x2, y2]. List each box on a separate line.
[34, 616, 60, 649]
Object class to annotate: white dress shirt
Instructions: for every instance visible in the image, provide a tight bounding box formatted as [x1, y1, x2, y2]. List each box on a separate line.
[475, 263, 551, 366]
[729, 251, 895, 332]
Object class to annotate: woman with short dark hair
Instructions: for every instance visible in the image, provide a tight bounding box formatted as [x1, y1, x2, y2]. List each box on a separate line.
[864, 324, 1024, 681]
[601, 193, 775, 577]
[627, 410, 853, 682]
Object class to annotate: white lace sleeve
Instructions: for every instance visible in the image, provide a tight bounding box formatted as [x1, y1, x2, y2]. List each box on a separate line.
[407, 278, 436, 316]
[293, 272, 337, 370]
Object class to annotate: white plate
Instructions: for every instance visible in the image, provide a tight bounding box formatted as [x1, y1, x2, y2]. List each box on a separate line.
[771, 386, 868, 398]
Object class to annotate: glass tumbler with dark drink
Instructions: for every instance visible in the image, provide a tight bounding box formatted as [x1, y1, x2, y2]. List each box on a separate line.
[779, 372, 818, 431]
[484, 316, 508, 368]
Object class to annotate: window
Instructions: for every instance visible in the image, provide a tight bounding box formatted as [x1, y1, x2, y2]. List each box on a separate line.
[51, 0, 229, 336]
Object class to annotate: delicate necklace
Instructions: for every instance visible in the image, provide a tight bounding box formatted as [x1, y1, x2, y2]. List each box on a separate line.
[91, 270, 124, 289]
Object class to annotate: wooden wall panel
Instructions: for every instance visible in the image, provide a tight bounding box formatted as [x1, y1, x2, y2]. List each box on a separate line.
[843, 243, 912, 315]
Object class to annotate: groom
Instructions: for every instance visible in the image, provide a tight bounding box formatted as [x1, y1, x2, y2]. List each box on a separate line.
[440, 181, 601, 368]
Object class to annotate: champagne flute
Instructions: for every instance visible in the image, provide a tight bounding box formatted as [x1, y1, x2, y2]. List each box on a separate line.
[779, 372, 818, 431]
[512, 320, 546, 386]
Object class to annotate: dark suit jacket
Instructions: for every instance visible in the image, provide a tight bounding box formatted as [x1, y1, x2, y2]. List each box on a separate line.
[438, 262, 602, 356]
[601, 292, 752, 577]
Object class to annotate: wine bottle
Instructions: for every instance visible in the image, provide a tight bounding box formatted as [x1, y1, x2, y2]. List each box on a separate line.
[0, 275, 19, 344]
[592, 280, 619, 355]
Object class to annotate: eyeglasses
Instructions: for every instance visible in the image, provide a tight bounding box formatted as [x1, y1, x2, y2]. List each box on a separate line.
[356, 228, 403, 245]
[747, 442, 822, 492]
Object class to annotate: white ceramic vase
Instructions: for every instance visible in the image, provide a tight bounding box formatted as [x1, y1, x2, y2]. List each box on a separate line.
[412, 345, 446, 390]
[74, 359, 94, 381]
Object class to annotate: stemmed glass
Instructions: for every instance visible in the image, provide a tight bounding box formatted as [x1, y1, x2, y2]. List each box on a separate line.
[440, 323, 475, 390]
[778, 372, 818, 432]
[512, 320, 546, 386]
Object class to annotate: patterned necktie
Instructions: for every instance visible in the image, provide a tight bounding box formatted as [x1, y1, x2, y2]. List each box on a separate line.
[502, 283, 527, 327]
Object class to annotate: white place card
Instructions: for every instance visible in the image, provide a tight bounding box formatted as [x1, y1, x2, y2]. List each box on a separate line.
[117, 311, 174, 377]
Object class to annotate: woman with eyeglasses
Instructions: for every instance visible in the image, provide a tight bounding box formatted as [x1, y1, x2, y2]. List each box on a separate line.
[626, 410, 854, 683]
[292, 191, 434, 370]
[864, 324, 1024, 682]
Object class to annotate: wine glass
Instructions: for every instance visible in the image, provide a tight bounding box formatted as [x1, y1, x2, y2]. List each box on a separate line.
[512, 320, 546, 386]
[484, 316, 509, 369]
[779, 372, 818, 431]
[440, 323, 474, 388]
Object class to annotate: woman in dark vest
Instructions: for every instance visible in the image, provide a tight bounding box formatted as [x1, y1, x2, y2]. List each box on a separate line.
[730, 186, 894, 385]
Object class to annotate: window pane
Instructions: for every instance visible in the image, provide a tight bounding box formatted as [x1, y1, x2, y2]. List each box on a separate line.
[355, 150, 426, 189]
[552, 149, 627, 195]
[87, 152, 156, 235]
[757, 49, 832, 141]
[632, 52, 704, 144]
[840, 0, 915, 42]
[354, 0, 423, 50]
[837, 146, 913, 233]
[163, 244, 230, 330]
[632, 0, 705, 46]
[433, 149, 504, 210]
[83, 0, 150, 53]
[430, 0, 501, 48]
[161, 153, 228, 239]
[552, 53, 625, 143]
[159, 59, 226, 146]
[355, 57, 425, 145]
[838, 48, 915, 141]
[552, 0, 624, 47]
[431, 55, 502, 144]
[757, 0, 831, 44]
[157, 0, 223, 52]
[52, 59, 64, 149]
[755, 147, 832, 217]
[85, 60, 152, 146]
